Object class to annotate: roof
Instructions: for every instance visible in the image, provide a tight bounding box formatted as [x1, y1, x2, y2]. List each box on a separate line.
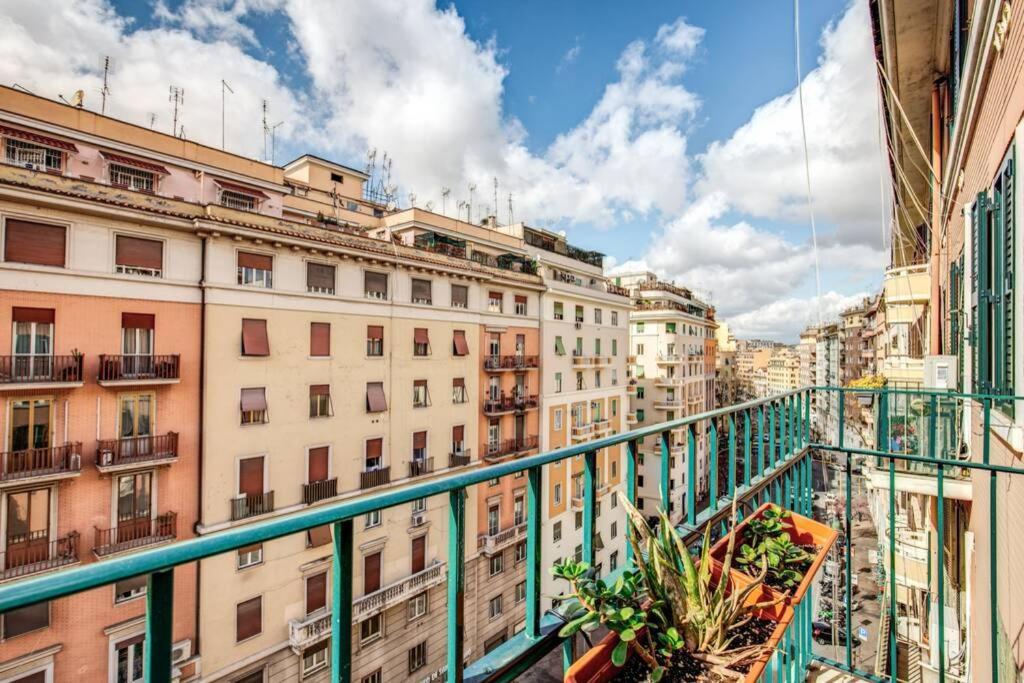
[283, 154, 370, 180]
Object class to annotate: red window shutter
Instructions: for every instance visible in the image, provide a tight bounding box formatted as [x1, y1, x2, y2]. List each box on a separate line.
[411, 536, 426, 574]
[306, 262, 335, 290]
[306, 572, 327, 615]
[238, 457, 264, 496]
[115, 235, 163, 270]
[122, 312, 155, 329]
[414, 328, 429, 344]
[453, 330, 469, 356]
[365, 438, 383, 460]
[364, 552, 381, 593]
[310, 384, 330, 396]
[413, 431, 427, 449]
[310, 323, 330, 356]
[453, 377, 465, 389]
[489, 291, 502, 301]
[238, 251, 272, 270]
[115, 633, 146, 649]
[4, 220, 66, 267]
[236, 597, 262, 642]
[308, 525, 332, 548]
[367, 325, 384, 340]
[515, 295, 527, 304]
[241, 319, 269, 356]
[239, 388, 267, 412]
[308, 447, 329, 482]
[366, 382, 387, 412]
[12, 307, 54, 324]
[452, 425, 464, 442]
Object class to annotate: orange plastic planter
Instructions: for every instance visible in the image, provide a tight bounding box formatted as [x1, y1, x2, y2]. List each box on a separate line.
[710, 502, 839, 605]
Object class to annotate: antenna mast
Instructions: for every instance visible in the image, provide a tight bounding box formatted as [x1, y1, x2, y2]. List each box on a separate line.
[261, 99, 270, 162]
[467, 183, 476, 223]
[270, 121, 283, 164]
[493, 177, 499, 224]
[168, 86, 185, 137]
[99, 56, 114, 115]
[221, 80, 234, 150]
[508, 193, 514, 227]
[441, 187, 450, 216]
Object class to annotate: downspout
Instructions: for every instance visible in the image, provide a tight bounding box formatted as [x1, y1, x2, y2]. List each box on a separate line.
[194, 229, 208, 659]
[930, 82, 943, 355]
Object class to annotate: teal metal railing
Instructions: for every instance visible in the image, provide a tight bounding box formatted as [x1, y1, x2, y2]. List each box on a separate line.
[0, 387, 1018, 682]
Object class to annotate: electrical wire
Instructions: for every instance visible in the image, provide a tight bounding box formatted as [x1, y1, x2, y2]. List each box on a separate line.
[794, 0, 823, 327]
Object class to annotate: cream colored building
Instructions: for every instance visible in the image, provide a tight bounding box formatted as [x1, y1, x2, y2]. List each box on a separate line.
[766, 348, 800, 396]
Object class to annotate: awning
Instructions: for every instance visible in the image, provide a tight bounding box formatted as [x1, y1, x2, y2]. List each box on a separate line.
[554, 337, 566, 355]
[453, 330, 469, 356]
[240, 387, 267, 412]
[308, 525, 332, 547]
[214, 179, 270, 199]
[122, 313, 155, 329]
[13, 307, 55, 324]
[100, 151, 170, 175]
[0, 125, 78, 152]
[366, 382, 387, 412]
[241, 318, 270, 356]
[414, 328, 430, 345]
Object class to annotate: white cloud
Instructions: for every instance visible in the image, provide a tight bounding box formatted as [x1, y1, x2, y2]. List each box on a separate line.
[557, 37, 582, 73]
[725, 290, 870, 340]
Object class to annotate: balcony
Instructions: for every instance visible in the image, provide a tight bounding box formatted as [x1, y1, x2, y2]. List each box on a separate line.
[626, 411, 638, 425]
[515, 393, 540, 411]
[483, 395, 516, 415]
[93, 513, 177, 557]
[653, 398, 684, 410]
[477, 523, 526, 555]
[655, 377, 683, 388]
[289, 609, 331, 654]
[409, 457, 434, 478]
[98, 354, 180, 386]
[0, 443, 82, 487]
[571, 482, 611, 509]
[449, 450, 471, 468]
[570, 423, 595, 442]
[656, 354, 681, 365]
[626, 355, 638, 365]
[354, 561, 446, 621]
[0, 531, 80, 580]
[0, 355, 84, 390]
[482, 436, 538, 462]
[571, 354, 611, 367]
[95, 433, 178, 473]
[626, 382, 637, 395]
[592, 418, 612, 436]
[360, 466, 391, 489]
[230, 492, 275, 521]
[483, 355, 539, 372]
[303, 478, 338, 505]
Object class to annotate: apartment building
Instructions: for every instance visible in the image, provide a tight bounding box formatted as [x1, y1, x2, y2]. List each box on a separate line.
[614, 273, 716, 522]
[0, 90, 205, 682]
[765, 348, 800, 397]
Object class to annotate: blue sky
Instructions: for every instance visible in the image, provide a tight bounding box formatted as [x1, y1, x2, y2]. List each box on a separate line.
[3, 0, 888, 341]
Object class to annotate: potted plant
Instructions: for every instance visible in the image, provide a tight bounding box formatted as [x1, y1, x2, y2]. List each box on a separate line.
[847, 375, 886, 405]
[555, 498, 792, 682]
[711, 503, 838, 605]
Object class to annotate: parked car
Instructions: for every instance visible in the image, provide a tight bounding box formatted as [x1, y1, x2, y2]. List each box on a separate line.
[812, 621, 863, 646]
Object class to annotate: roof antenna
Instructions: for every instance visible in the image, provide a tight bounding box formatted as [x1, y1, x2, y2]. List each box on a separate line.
[11, 83, 34, 95]
[270, 121, 283, 164]
[467, 183, 476, 223]
[99, 56, 115, 115]
[441, 187, 450, 216]
[493, 177, 499, 225]
[221, 79, 234, 150]
[507, 192, 514, 226]
[261, 99, 269, 162]
[168, 85, 185, 137]
[408, 190, 416, 208]
[148, 113, 158, 129]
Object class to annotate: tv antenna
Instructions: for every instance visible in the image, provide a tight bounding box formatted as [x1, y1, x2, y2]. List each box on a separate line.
[99, 56, 115, 115]
[493, 177, 499, 224]
[456, 200, 467, 223]
[508, 193, 514, 226]
[441, 187, 450, 216]
[147, 113, 157, 129]
[467, 183, 477, 223]
[221, 80, 234, 150]
[261, 99, 269, 161]
[424, 200, 435, 212]
[408, 191, 416, 208]
[168, 86, 185, 137]
[269, 121, 283, 164]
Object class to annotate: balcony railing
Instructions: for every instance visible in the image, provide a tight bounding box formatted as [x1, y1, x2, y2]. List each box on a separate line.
[303, 478, 338, 505]
[571, 355, 611, 367]
[230, 492, 275, 521]
[0, 531, 80, 580]
[482, 436, 539, 462]
[570, 423, 595, 442]
[289, 609, 332, 653]
[360, 466, 391, 489]
[656, 353, 681, 364]
[354, 561, 446, 620]
[449, 450, 471, 468]
[98, 354, 180, 384]
[477, 523, 526, 555]
[653, 398, 684, 410]
[483, 355, 539, 371]
[483, 395, 516, 415]
[409, 458, 434, 478]
[95, 433, 178, 471]
[0, 355, 83, 387]
[93, 513, 177, 557]
[0, 443, 82, 484]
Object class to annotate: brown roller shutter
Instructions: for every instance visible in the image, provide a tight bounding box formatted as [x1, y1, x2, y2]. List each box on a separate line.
[235, 597, 262, 642]
[413, 431, 427, 449]
[306, 262, 335, 291]
[308, 525, 332, 548]
[414, 328, 429, 344]
[239, 388, 267, 412]
[115, 633, 146, 649]
[305, 572, 327, 614]
[411, 536, 426, 574]
[310, 384, 330, 396]
[365, 438, 383, 460]
[366, 382, 387, 412]
[412, 278, 431, 301]
[310, 323, 330, 356]
[115, 235, 163, 270]
[12, 307, 54, 324]
[237, 252, 272, 270]
[515, 295, 527, 304]
[122, 313, 155, 329]
[365, 271, 388, 296]
[238, 457, 264, 497]
[489, 291, 502, 301]
[308, 446, 329, 482]
[10, 671, 45, 683]
[367, 325, 384, 340]
[451, 285, 468, 307]
[364, 552, 381, 593]
[453, 377, 465, 389]
[4, 220, 66, 267]
[241, 319, 269, 356]
[453, 330, 469, 356]
[452, 425, 464, 441]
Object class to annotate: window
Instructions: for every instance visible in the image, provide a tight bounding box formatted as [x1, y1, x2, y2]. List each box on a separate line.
[575, 511, 583, 530]
[1, 601, 48, 639]
[666, 322, 676, 334]
[488, 291, 503, 312]
[235, 596, 262, 642]
[411, 278, 432, 305]
[365, 438, 383, 470]
[240, 387, 268, 424]
[309, 384, 333, 417]
[637, 409, 645, 421]
[408, 642, 427, 674]
[489, 554, 504, 576]
[553, 521, 562, 541]
[452, 377, 468, 403]
[595, 370, 601, 388]
[413, 380, 430, 407]
[365, 510, 381, 528]
[413, 328, 431, 356]
[366, 325, 384, 356]
[310, 322, 330, 357]
[611, 491, 619, 508]
[554, 408, 563, 430]
[5, 137, 63, 171]
[237, 544, 263, 569]
[364, 271, 389, 299]
[513, 496, 525, 525]
[221, 190, 257, 211]
[576, 372, 585, 391]
[117, 471, 152, 526]
[361, 613, 383, 643]
[636, 322, 645, 334]
[451, 284, 469, 308]
[453, 330, 470, 356]
[554, 301, 564, 320]
[4, 219, 66, 267]
[366, 382, 387, 413]
[408, 592, 428, 620]
[412, 497, 427, 514]
[302, 642, 329, 676]
[515, 295, 527, 316]
[636, 386, 645, 399]
[306, 262, 335, 294]
[575, 305, 584, 323]
[611, 311, 618, 326]
[575, 337, 583, 355]
[115, 634, 146, 683]
[115, 235, 163, 277]
[305, 572, 327, 615]
[485, 632, 507, 654]
[574, 544, 583, 562]
[610, 551, 619, 571]
[237, 252, 272, 288]
[554, 483, 562, 505]
[515, 541, 526, 563]
[636, 343, 645, 355]
[362, 670, 382, 683]
[488, 595, 503, 619]
[611, 339, 617, 356]
[115, 575, 148, 603]
[110, 162, 155, 192]
[594, 308, 602, 324]
[364, 551, 382, 593]
[516, 581, 526, 603]
[487, 505, 499, 536]
[611, 521, 618, 539]
[241, 318, 269, 356]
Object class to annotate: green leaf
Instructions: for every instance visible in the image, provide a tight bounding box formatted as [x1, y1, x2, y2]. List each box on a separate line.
[611, 639, 629, 667]
[619, 606, 635, 620]
[651, 666, 666, 682]
[620, 628, 636, 642]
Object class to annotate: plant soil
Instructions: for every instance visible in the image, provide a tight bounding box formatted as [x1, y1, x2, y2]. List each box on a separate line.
[612, 617, 776, 682]
[759, 543, 819, 593]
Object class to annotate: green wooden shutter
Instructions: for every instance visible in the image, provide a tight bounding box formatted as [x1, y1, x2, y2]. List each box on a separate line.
[972, 193, 985, 392]
[998, 154, 1015, 412]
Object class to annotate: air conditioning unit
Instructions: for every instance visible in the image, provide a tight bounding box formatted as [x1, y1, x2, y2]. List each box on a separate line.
[411, 513, 426, 527]
[99, 450, 113, 466]
[171, 639, 192, 664]
[70, 452, 82, 469]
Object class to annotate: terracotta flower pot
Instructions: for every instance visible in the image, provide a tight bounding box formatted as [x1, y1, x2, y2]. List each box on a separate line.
[710, 502, 839, 606]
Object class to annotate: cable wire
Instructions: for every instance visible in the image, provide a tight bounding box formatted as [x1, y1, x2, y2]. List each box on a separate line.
[794, 0, 823, 326]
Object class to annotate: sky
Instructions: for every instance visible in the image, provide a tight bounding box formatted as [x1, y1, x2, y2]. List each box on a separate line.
[0, 0, 891, 342]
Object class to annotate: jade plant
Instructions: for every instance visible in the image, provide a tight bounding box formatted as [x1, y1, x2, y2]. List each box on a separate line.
[734, 506, 811, 591]
[552, 497, 780, 681]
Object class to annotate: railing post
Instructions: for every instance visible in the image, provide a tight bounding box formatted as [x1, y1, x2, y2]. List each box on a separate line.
[727, 413, 737, 499]
[331, 519, 353, 682]
[686, 424, 697, 526]
[743, 409, 752, 488]
[769, 401, 777, 471]
[447, 488, 466, 680]
[144, 568, 174, 683]
[844, 437, 853, 671]
[757, 404, 766, 479]
[625, 439, 638, 564]
[526, 466, 542, 639]
[709, 418, 719, 514]
[660, 430, 671, 518]
[583, 450, 596, 565]
[930, 395, 945, 683]
[984, 399, 998, 683]
[837, 388, 845, 450]
[889, 435, 898, 683]
[876, 390, 889, 466]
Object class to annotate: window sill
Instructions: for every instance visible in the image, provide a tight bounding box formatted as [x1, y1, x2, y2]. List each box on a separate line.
[307, 355, 332, 360]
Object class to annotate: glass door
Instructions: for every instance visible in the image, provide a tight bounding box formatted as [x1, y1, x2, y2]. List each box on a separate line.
[12, 321, 52, 381]
[118, 394, 153, 460]
[122, 327, 154, 378]
[116, 472, 152, 543]
[9, 399, 52, 474]
[5, 488, 50, 569]
[115, 636, 145, 683]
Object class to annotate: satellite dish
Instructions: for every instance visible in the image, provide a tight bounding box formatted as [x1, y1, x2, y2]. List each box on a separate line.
[71, 90, 85, 107]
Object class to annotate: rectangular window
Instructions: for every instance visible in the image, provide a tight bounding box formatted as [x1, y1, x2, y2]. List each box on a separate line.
[574, 544, 583, 563]
[241, 318, 269, 356]
[115, 235, 163, 277]
[1, 601, 49, 639]
[364, 271, 389, 299]
[636, 322, 645, 334]
[553, 521, 562, 541]
[110, 162, 155, 192]
[554, 301, 564, 320]
[302, 642, 329, 677]
[365, 509, 381, 528]
[554, 336, 566, 356]
[554, 372, 563, 393]
[310, 322, 330, 357]
[221, 189, 257, 211]
[554, 483, 562, 504]
[487, 505, 500, 536]
[408, 592, 428, 620]
[489, 595, 503, 619]
[452, 377, 468, 403]
[237, 252, 273, 288]
[366, 382, 387, 413]
[240, 387, 268, 424]
[488, 291, 503, 312]
[362, 670, 382, 683]
[309, 384, 333, 417]
[364, 552, 382, 593]
[361, 613, 383, 643]
[610, 550, 619, 571]
[516, 581, 527, 603]
[611, 339, 617, 356]
[575, 510, 583, 530]
[366, 325, 384, 356]
[489, 554, 503, 576]
[594, 308, 602, 324]
[515, 295, 527, 315]
[513, 496, 525, 525]
[595, 338, 602, 355]
[114, 575, 148, 603]
[453, 329, 470, 356]
[611, 521, 618, 539]
[412, 380, 430, 408]
[451, 284, 469, 308]
[365, 438, 384, 471]
[408, 642, 427, 674]
[414, 327, 430, 356]
[554, 407, 563, 430]
[515, 541, 526, 563]
[237, 544, 263, 569]
[306, 262, 335, 294]
[575, 305, 584, 323]
[611, 311, 618, 326]
[411, 278, 432, 305]
[5, 137, 64, 171]
[4, 219, 66, 267]
[306, 572, 327, 615]
[235, 596, 262, 642]
[666, 322, 676, 334]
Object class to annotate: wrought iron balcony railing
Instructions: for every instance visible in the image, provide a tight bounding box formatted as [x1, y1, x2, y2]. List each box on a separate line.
[0, 354, 84, 387]
[230, 491, 275, 521]
[0, 531, 80, 580]
[303, 478, 338, 505]
[95, 432, 178, 471]
[0, 442, 82, 484]
[448, 450, 471, 468]
[93, 512, 177, 557]
[98, 354, 181, 384]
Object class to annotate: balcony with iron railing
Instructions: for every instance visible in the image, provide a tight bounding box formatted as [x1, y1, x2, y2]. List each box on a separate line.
[354, 561, 446, 621]
[482, 436, 539, 462]
[0, 531, 80, 580]
[656, 353, 681, 364]
[360, 466, 391, 489]
[448, 449, 472, 468]
[303, 478, 338, 505]
[0, 443, 82, 487]
[483, 355, 540, 372]
[0, 354, 84, 390]
[95, 433, 178, 473]
[98, 354, 181, 385]
[230, 491, 275, 521]
[409, 457, 434, 478]
[93, 513, 178, 557]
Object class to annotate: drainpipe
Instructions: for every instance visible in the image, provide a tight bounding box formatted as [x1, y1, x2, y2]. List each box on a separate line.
[194, 230, 208, 658]
[930, 81, 943, 355]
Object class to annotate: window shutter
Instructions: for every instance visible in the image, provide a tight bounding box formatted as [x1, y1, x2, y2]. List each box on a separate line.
[241, 319, 270, 356]
[122, 313, 155, 329]
[452, 425, 464, 442]
[115, 235, 163, 270]
[453, 330, 469, 356]
[308, 446, 329, 482]
[365, 272, 388, 296]
[310, 322, 330, 356]
[238, 457, 264, 496]
[306, 573, 327, 615]
[453, 377, 465, 390]
[306, 262, 335, 291]
[367, 325, 384, 341]
[976, 192, 989, 392]
[413, 430, 427, 449]
[414, 328, 430, 344]
[310, 384, 330, 396]
[411, 536, 426, 574]
[238, 252, 272, 270]
[366, 382, 387, 412]
[236, 597, 262, 642]
[308, 525, 332, 547]
[364, 552, 381, 593]
[12, 307, 54, 324]
[515, 295, 527, 305]
[451, 285, 468, 307]
[365, 438, 383, 460]
[1000, 158, 1014, 400]
[4, 220, 66, 267]
[240, 387, 267, 412]
[412, 278, 431, 301]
